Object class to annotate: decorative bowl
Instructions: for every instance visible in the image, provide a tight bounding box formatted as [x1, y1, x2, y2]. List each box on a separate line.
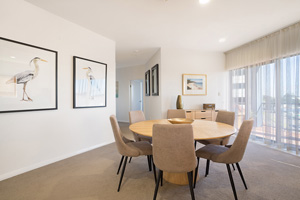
[168, 118, 194, 124]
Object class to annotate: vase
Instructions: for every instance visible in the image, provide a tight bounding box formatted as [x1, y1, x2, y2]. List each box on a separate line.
[176, 95, 183, 109]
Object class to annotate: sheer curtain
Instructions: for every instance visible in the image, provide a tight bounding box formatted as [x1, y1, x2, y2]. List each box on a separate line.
[229, 55, 300, 154]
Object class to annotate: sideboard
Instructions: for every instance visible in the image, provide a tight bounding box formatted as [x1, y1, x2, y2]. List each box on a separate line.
[185, 109, 218, 121]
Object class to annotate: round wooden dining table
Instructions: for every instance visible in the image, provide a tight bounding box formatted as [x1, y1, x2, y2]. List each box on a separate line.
[129, 119, 236, 185]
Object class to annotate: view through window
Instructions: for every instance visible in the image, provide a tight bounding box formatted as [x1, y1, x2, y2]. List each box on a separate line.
[229, 54, 300, 154]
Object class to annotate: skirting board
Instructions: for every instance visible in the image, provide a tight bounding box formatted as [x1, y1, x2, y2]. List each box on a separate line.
[0, 140, 114, 181]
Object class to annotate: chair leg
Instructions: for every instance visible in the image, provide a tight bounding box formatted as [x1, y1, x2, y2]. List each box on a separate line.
[152, 156, 157, 183]
[147, 156, 152, 171]
[232, 164, 235, 171]
[205, 160, 210, 177]
[161, 171, 163, 186]
[187, 171, 195, 200]
[118, 156, 128, 192]
[153, 170, 162, 200]
[117, 156, 124, 175]
[194, 157, 200, 188]
[129, 157, 132, 163]
[226, 164, 238, 200]
[194, 141, 197, 149]
[236, 163, 248, 190]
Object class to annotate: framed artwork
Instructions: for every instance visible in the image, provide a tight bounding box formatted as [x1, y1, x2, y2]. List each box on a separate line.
[145, 70, 150, 96]
[182, 74, 207, 96]
[0, 37, 58, 113]
[116, 81, 119, 98]
[73, 56, 107, 108]
[151, 64, 159, 96]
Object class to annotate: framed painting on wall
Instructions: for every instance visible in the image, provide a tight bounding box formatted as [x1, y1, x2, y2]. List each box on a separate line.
[116, 81, 119, 98]
[182, 74, 207, 96]
[145, 70, 150, 96]
[0, 37, 58, 113]
[151, 64, 159, 96]
[73, 56, 107, 108]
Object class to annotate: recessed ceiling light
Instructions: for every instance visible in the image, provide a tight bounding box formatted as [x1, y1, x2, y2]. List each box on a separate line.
[219, 38, 226, 43]
[10, 56, 16, 59]
[199, 0, 210, 4]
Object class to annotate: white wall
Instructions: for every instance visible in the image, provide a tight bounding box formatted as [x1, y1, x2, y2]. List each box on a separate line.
[0, 0, 116, 180]
[116, 65, 145, 122]
[161, 47, 227, 118]
[144, 49, 162, 120]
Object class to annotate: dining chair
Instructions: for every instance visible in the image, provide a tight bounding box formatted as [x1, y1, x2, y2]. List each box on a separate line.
[129, 110, 152, 143]
[129, 110, 153, 167]
[194, 120, 253, 200]
[152, 124, 197, 200]
[110, 115, 156, 192]
[196, 110, 235, 176]
[116, 136, 134, 175]
[167, 109, 186, 119]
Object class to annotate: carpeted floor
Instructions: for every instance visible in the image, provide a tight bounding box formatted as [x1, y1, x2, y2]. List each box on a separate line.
[1, 122, 300, 200]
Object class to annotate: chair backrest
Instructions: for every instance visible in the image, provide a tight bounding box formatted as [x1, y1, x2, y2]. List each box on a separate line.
[152, 124, 197, 173]
[167, 109, 186, 119]
[216, 110, 235, 126]
[129, 110, 146, 124]
[109, 115, 140, 157]
[212, 120, 253, 164]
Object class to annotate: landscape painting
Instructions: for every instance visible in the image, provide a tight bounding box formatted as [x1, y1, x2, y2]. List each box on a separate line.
[0, 37, 58, 113]
[182, 74, 207, 95]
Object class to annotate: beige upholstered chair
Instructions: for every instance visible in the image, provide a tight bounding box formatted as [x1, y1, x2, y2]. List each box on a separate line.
[167, 109, 186, 119]
[129, 110, 152, 143]
[110, 115, 155, 192]
[152, 124, 197, 200]
[116, 136, 134, 175]
[197, 110, 235, 176]
[194, 120, 254, 200]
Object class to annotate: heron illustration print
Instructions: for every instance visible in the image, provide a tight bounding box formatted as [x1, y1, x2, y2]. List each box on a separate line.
[0, 37, 58, 113]
[6, 57, 47, 101]
[73, 56, 107, 108]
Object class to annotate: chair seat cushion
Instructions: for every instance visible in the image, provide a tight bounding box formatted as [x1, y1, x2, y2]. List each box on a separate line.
[196, 144, 228, 160]
[122, 136, 134, 144]
[128, 141, 152, 156]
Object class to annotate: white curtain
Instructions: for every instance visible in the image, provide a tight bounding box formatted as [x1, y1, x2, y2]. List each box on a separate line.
[229, 55, 300, 154]
[226, 22, 300, 70]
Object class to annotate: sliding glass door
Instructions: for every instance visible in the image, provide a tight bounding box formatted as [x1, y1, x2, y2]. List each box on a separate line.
[229, 54, 300, 154]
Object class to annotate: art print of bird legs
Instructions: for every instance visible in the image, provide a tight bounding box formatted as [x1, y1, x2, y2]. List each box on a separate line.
[22, 82, 32, 101]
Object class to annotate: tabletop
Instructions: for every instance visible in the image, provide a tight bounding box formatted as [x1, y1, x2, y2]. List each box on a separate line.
[129, 119, 236, 140]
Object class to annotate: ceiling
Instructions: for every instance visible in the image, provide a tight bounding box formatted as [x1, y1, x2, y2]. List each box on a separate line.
[26, 0, 300, 68]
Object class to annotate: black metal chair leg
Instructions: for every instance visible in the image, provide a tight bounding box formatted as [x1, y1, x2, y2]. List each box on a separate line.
[194, 141, 197, 149]
[152, 156, 157, 183]
[194, 157, 200, 188]
[117, 156, 124, 175]
[161, 171, 163, 186]
[205, 160, 210, 177]
[232, 164, 235, 170]
[226, 164, 238, 200]
[236, 163, 248, 189]
[187, 171, 196, 200]
[118, 156, 128, 192]
[129, 157, 132, 163]
[147, 156, 152, 171]
[153, 170, 162, 200]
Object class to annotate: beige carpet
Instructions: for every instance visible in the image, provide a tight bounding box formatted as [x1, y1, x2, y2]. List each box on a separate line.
[1, 122, 300, 200]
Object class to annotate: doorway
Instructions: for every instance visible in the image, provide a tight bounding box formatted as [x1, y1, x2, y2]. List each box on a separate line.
[130, 80, 143, 111]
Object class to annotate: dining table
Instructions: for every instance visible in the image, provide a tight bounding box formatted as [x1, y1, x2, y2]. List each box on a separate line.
[129, 119, 236, 185]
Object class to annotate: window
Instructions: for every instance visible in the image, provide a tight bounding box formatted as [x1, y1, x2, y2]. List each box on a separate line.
[229, 55, 300, 154]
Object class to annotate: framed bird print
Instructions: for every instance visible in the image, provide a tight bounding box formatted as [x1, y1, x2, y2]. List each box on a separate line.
[0, 37, 58, 113]
[73, 56, 107, 108]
